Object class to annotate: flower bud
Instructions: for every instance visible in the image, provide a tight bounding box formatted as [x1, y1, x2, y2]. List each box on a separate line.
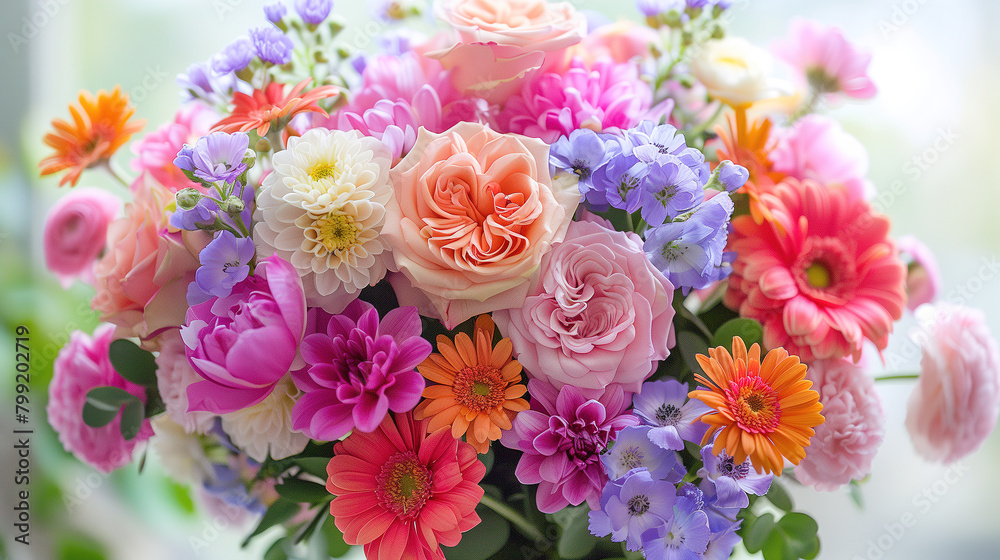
[175, 188, 203, 210]
[222, 196, 246, 214]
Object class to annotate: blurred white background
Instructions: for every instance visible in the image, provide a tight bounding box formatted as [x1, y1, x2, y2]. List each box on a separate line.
[1, 0, 999, 558]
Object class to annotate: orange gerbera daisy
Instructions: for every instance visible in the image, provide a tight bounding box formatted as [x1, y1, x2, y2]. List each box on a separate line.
[688, 336, 824, 475]
[39, 86, 144, 187]
[714, 106, 784, 226]
[212, 78, 338, 142]
[413, 315, 529, 454]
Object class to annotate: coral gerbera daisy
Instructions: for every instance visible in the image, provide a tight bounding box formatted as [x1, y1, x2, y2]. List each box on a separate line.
[724, 178, 907, 362]
[326, 412, 485, 560]
[413, 314, 529, 454]
[688, 336, 824, 476]
[212, 78, 338, 142]
[40, 86, 145, 187]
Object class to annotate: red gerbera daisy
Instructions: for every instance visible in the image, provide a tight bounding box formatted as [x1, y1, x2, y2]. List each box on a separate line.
[326, 412, 485, 560]
[213, 78, 338, 143]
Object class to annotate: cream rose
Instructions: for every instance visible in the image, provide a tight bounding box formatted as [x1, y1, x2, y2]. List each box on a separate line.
[690, 36, 788, 107]
[383, 123, 578, 328]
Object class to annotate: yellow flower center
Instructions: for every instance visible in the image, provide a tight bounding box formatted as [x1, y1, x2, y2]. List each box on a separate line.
[376, 451, 432, 519]
[453, 365, 505, 413]
[725, 375, 781, 434]
[313, 213, 358, 252]
[309, 161, 340, 182]
[806, 262, 831, 289]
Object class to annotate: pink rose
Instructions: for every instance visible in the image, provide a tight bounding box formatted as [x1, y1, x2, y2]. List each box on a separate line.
[493, 218, 675, 398]
[47, 324, 154, 473]
[131, 103, 217, 192]
[428, 0, 586, 102]
[770, 114, 872, 200]
[906, 304, 1000, 463]
[795, 359, 885, 491]
[183, 255, 307, 414]
[155, 328, 216, 434]
[43, 187, 120, 287]
[384, 123, 578, 328]
[92, 175, 210, 344]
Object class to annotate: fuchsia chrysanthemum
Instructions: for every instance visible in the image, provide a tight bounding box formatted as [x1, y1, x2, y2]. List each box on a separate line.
[496, 57, 652, 143]
[326, 413, 485, 560]
[724, 179, 907, 362]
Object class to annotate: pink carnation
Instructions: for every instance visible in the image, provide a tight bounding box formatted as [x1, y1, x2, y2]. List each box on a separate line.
[496, 57, 652, 143]
[155, 329, 216, 434]
[131, 103, 217, 192]
[500, 380, 638, 513]
[772, 18, 876, 100]
[770, 114, 872, 201]
[47, 324, 153, 473]
[43, 187, 120, 288]
[493, 218, 675, 398]
[795, 359, 885, 491]
[906, 304, 1000, 463]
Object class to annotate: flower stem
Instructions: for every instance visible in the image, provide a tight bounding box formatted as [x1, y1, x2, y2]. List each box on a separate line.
[873, 373, 920, 382]
[479, 494, 545, 543]
[100, 159, 132, 188]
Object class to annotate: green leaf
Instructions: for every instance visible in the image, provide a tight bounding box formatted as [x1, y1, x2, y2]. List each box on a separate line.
[480, 447, 495, 476]
[242, 499, 300, 547]
[711, 318, 764, 350]
[777, 512, 818, 536]
[676, 331, 710, 376]
[743, 512, 775, 553]
[320, 513, 352, 558]
[264, 537, 289, 560]
[293, 457, 330, 480]
[275, 478, 331, 504]
[760, 512, 820, 560]
[165, 479, 196, 516]
[57, 534, 108, 560]
[119, 399, 145, 440]
[108, 338, 158, 387]
[848, 480, 865, 509]
[82, 386, 137, 428]
[294, 505, 332, 545]
[443, 502, 510, 560]
[766, 480, 794, 512]
[551, 505, 598, 559]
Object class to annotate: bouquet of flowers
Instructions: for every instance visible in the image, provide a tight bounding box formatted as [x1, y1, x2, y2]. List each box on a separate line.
[37, 0, 1000, 559]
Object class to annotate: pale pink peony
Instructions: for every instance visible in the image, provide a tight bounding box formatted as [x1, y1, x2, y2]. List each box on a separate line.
[906, 304, 1000, 464]
[155, 329, 216, 434]
[770, 114, 872, 201]
[493, 217, 675, 398]
[896, 235, 942, 310]
[131, 103, 217, 192]
[496, 57, 652, 143]
[772, 18, 876, 100]
[796, 359, 885, 491]
[47, 324, 154, 473]
[91, 175, 211, 345]
[384, 122, 579, 329]
[725, 178, 907, 362]
[43, 187, 120, 288]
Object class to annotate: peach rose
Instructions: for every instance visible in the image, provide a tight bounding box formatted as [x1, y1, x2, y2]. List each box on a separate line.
[384, 123, 579, 328]
[92, 174, 210, 345]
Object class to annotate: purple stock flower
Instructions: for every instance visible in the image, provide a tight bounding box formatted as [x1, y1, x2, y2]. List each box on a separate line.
[703, 523, 743, 560]
[590, 142, 648, 214]
[640, 158, 703, 226]
[627, 121, 709, 184]
[640, 496, 711, 560]
[698, 443, 773, 509]
[602, 425, 683, 482]
[633, 379, 712, 450]
[250, 26, 294, 65]
[263, 1, 287, 23]
[212, 37, 254, 74]
[290, 300, 430, 441]
[203, 462, 266, 515]
[193, 231, 256, 301]
[589, 468, 676, 551]
[295, 0, 333, 25]
[549, 128, 611, 191]
[177, 60, 250, 106]
[644, 192, 735, 293]
[174, 131, 249, 184]
[713, 160, 749, 193]
[500, 380, 640, 513]
[677, 482, 741, 536]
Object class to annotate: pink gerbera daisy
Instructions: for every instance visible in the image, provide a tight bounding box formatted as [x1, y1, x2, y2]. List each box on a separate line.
[326, 413, 485, 560]
[724, 179, 907, 362]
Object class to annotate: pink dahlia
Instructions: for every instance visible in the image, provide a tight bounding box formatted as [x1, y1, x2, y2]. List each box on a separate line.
[724, 179, 907, 362]
[47, 324, 154, 472]
[906, 304, 1000, 464]
[795, 359, 885, 491]
[326, 412, 485, 560]
[771, 18, 876, 100]
[500, 380, 639, 513]
[130, 103, 217, 192]
[290, 300, 431, 440]
[496, 57, 652, 144]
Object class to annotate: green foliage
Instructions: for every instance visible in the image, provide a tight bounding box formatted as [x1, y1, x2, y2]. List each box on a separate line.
[82, 386, 146, 440]
[550, 505, 599, 559]
[274, 478, 331, 504]
[740, 509, 821, 560]
[710, 318, 764, 350]
[242, 499, 300, 547]
[108, 338, 158, 386]
[676, 330, 710, 376]
[56, 533, 108, 560]
[443, 501, 510, 560]
[765, 480, 794, 512]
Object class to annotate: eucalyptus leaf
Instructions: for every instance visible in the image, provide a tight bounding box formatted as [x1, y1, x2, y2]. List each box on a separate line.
[82, 386, 138, 428]
[766, 480, 794, 512]
[108, 338, 158, 387]
[119, 399, 145, 440]
[743, 512, 775, 553]
[552, 505, 598, 559]
[711, 318, 764, 350]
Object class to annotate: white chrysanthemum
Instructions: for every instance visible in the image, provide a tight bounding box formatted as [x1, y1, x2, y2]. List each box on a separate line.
[150, 416, 215, 485]
[255, 128, 395, 313]
[220, 375, 309, 462]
